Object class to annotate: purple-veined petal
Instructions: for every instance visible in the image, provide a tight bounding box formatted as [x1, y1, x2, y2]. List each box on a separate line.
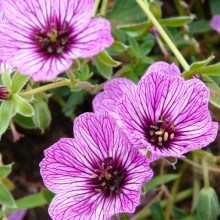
[93, 78, 136, 119]
[69, 18, 114, 59]
[40, 138, 96, 193]
[140, 61, 181, 81]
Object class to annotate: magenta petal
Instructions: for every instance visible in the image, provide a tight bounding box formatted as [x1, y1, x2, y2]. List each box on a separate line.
[70, 18, 114, 58]
[40, 138, 94, 193]
[73, 112, 129, 155]
[0, 60, 10, 73]
[93, 78, 136, 119]
[210, 15, 220, 34]
[140, 61, 181, 81]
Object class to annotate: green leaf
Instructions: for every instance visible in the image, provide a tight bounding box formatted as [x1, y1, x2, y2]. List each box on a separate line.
[108, 41, 128, 55]
[94, 56, 113, 79]
[173, 206, 188, 218]
[11, 94, 34, 117]
[41, 189, 55, 204]
[149, 1, 162, 20]
[189, 20, 211, 34]
[143, 174, 178, 193]
[150, 202, 165, 220]
[2, 68, 12, 88]
[13, 114, 36, 129]
[128, 37, 140, 54]
[0, 100, 13, 136]
[140, 40, 155, 55]
[63, 91, 85, 116]
[199, 63, 220, 76]
[0, 164, 13, 179]
[15, 192, 47, 209]
[189, 55, 215, 71]
[11, 72, 29, 93]
[159, 16, 194, 27]
[96, 50, 121, 67]
[202, 75, 220, 108]
[118, 22, 150, 33]
[0, 183, 16, 208]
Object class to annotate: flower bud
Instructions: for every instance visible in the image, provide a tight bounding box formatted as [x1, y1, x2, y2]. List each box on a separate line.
[33, 101, 51, 132]
[149, 1, 162, 20]
[0, 86, 9, 100]
[196, 187, 220, 220]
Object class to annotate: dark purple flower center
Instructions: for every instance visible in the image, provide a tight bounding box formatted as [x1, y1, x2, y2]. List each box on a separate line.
[147, 118, 175, 149]
[35, 22, 71, 57]
[91, 157, 126, 197]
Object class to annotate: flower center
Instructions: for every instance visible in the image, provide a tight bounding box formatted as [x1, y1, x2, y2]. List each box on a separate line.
[90, 157, 126, 196]
[148, 118, 175, 148]
[36, 22, 71, 56]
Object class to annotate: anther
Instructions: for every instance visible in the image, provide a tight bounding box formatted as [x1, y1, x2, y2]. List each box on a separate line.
[150, 125, 159, 130]
[155, 131, 163, 135]
[164, 132, 169, 141]
[158, 137, 163, 142]
[89, 174, 98, 179]
[150, 130, 155, 136]
[95, 189, 102, 192]
[170, 133, 175, 140]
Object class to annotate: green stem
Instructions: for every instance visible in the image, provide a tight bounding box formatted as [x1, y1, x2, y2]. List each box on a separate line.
[100, 0, 108, 17]
[192, 153, 200, 210]
[19, 80, 70, 97]
[66, 69, 76, 84]
[135, 0, 190, 71]
[202, 157, 210, 189]
[93, 0, 101, 16]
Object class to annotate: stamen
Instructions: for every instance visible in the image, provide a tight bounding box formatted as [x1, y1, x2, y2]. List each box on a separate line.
[90, 174, 98, 179]
[150, 125, 159, 130]
[170, 133, 175, 140]
[158, 136, 163, 142]
[164, 132, 169, 141]
[155, 131, 163, 135]
[95, 188, 102, 192]
[150, 130, 155, 136]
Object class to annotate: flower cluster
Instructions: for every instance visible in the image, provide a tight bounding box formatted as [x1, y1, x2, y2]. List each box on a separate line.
[93, 62, 218, 160]
[0, 0, 113, 81]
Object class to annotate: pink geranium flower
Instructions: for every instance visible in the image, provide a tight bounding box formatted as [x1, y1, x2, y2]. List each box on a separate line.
[210, 15, 220, 34]
[40, 113, 153, 220]
[93, 62, 218, 159]
[0, 0, 113, 81]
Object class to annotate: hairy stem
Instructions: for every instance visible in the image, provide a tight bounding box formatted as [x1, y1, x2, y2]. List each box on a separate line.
[100, 0, 108, 17]
[93, 0, 101, 16]
[19, 80, 70, 97]
[135, 0, 190, 71]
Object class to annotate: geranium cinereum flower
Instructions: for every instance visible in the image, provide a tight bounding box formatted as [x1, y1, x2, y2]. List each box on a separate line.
[210, 15, 220, 34]
[40, 113, 153, 219]
[93, 62, 218, 159]
[0, 0, 113, 81]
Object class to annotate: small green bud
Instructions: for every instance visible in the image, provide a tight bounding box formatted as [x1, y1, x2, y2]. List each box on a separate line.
[196, 187, 220, 220]
[33, 101, 51, 133]
[149, 1, 162, 20]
